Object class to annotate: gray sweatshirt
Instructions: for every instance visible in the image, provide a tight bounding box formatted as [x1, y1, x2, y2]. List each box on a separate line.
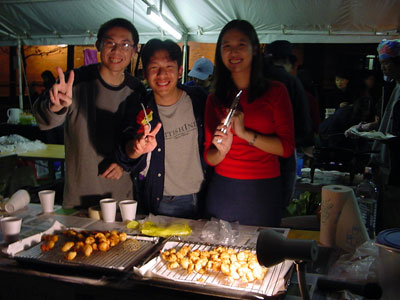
[33, 64, 144, 208]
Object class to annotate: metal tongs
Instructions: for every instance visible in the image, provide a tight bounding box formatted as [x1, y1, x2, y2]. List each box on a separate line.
[217, 90, 242, 143]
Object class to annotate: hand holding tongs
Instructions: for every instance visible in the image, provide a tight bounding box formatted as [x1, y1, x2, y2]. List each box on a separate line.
[217, 90, 242, 144]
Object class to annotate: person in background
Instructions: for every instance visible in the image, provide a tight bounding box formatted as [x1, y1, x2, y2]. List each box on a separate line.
[297, 67, 321, 135]
[185, 57, 214, 93]
[367, 39, 400, 229]
[263, 40, 314, 209]
[204, 20, 295, 227]
[370, 40, 400, 184]
[319, 95, 375, 150]
[323, 69, 354, 111]
[41, 70, 56, 90]
[117, 39, 208, 219]
[33, 18, 145, 208]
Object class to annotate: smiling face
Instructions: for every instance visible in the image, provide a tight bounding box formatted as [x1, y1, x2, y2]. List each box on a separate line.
[144, 49, 182, 104]
[99, 26, 136, 76]
[220, 29, 254, 78]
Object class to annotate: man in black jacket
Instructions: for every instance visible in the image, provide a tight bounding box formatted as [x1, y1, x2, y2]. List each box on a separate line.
[117, 39, 208, 218]
[264, 40, 314, 209]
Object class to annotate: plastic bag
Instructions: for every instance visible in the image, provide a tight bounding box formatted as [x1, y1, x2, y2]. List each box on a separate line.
[328, 240, 379, 281]
[200, 218, 239, 245]
[138, 214, 192, 237]
[0, 134, 46, 154]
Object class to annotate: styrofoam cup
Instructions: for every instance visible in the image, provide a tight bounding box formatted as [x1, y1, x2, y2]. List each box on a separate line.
[1, 216, 22, 244]
[100, 198, 117, 223]
[5, 189, 30, 213]
[39, 190, 55, 213]
[119, 200, 137, 222]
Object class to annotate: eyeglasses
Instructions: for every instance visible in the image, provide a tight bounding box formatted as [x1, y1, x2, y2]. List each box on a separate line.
[102, 40, 135, 51]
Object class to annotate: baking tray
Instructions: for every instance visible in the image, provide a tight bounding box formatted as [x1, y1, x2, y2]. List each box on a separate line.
[13, 228, 157, 273]
[135, 240, 293, 298]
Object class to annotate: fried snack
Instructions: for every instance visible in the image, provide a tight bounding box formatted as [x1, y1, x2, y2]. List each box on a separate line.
[83, 244, 93, 257]
[98, 241, 110, 252]
[119, 232, 127, 242]
[61, 241, 75, 252]
[42, 229, 132, 260]
[40, 243, 51, 252]
[160, 245, 268, 284]
[66, 251, 77, 260]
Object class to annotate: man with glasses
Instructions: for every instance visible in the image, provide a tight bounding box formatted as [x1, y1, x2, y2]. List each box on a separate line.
[33, 18, 145, 209]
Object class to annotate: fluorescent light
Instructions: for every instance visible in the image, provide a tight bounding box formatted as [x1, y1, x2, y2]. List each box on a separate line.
[148, 10, 182, 40]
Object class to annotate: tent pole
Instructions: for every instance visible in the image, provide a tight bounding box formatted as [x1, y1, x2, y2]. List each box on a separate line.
[181, 40, 188, 84]
[17, 39, 23, 110]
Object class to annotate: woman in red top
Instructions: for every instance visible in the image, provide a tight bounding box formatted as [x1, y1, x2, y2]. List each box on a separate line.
[204, 20, 295, 226]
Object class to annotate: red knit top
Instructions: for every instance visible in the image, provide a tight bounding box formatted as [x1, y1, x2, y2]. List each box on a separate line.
[204, 80, 295, 179]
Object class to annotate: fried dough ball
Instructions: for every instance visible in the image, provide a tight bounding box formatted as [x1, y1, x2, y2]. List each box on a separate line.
[66, 251, 77, 260]
[61, 241, 75, 252]
[98, 241, 110, 252]
[95, 232, 106, 240]
[119, 232, 127, 242]
[168, 261, 180, 270]
[83, 244, 93, 257]
[64, 230, 77, 237]
[109, 235, 120, 247]
[187, 263, 194, 274]
[85, 236, 95, 245]
[73, 241, 85, 252]
[180, 257, 190, 269]
[41, 243, 50, 252]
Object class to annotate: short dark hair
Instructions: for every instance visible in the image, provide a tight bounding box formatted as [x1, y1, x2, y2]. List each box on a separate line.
[141, 39, 182, 71]
[96, 18, 139, 50]
[213, 19, 267, 104]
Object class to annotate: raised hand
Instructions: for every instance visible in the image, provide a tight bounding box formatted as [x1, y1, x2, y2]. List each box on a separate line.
[49, 66, 75, 112]
[212, 122, 233, 156]
[126, 123, 162, 159]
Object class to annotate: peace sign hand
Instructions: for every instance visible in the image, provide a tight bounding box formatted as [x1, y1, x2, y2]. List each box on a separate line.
[49, 66, 75, 112]
[126, 123, 162, 159]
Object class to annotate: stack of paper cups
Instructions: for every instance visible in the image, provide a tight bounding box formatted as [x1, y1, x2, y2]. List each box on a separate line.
[320, 185, 369, 253]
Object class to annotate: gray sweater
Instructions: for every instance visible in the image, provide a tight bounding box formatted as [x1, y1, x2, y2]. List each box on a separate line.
[33, 64, 145, 208]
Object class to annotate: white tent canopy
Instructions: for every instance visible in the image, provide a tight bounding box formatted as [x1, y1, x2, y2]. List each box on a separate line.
[0, 0, 399, 46]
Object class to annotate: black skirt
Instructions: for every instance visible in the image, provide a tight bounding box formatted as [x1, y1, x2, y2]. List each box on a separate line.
[205, 173, 283, 227]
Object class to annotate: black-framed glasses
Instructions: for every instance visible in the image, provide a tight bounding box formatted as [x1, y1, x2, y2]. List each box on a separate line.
[102, 40, 135, 51]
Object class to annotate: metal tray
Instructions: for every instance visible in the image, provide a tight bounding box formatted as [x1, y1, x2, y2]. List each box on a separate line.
[14, 231, 157, 273]
[135, 240, 293, 298]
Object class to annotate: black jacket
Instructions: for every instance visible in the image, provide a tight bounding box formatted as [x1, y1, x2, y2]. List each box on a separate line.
[116, 84, 209, 214]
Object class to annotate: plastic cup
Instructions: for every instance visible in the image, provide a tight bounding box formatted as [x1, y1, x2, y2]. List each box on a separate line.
[39, 190, 55, 213]
[5, 189, 30, 213]
[1, 216, 22, 244]
[119, 200, 137, 222]
[100, 198, 117, 223]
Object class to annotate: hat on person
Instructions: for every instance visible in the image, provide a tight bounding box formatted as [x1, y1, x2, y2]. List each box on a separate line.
[377, 39, 400, 59]
[265, 40, 297, 62]
[188, 58, 214, 80]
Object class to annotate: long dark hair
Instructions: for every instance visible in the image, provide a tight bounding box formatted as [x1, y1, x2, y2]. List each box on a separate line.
[212, 20, 268, 106]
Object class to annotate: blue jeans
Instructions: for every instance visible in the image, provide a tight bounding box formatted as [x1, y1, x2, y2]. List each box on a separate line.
[156, 193, 198, 219]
